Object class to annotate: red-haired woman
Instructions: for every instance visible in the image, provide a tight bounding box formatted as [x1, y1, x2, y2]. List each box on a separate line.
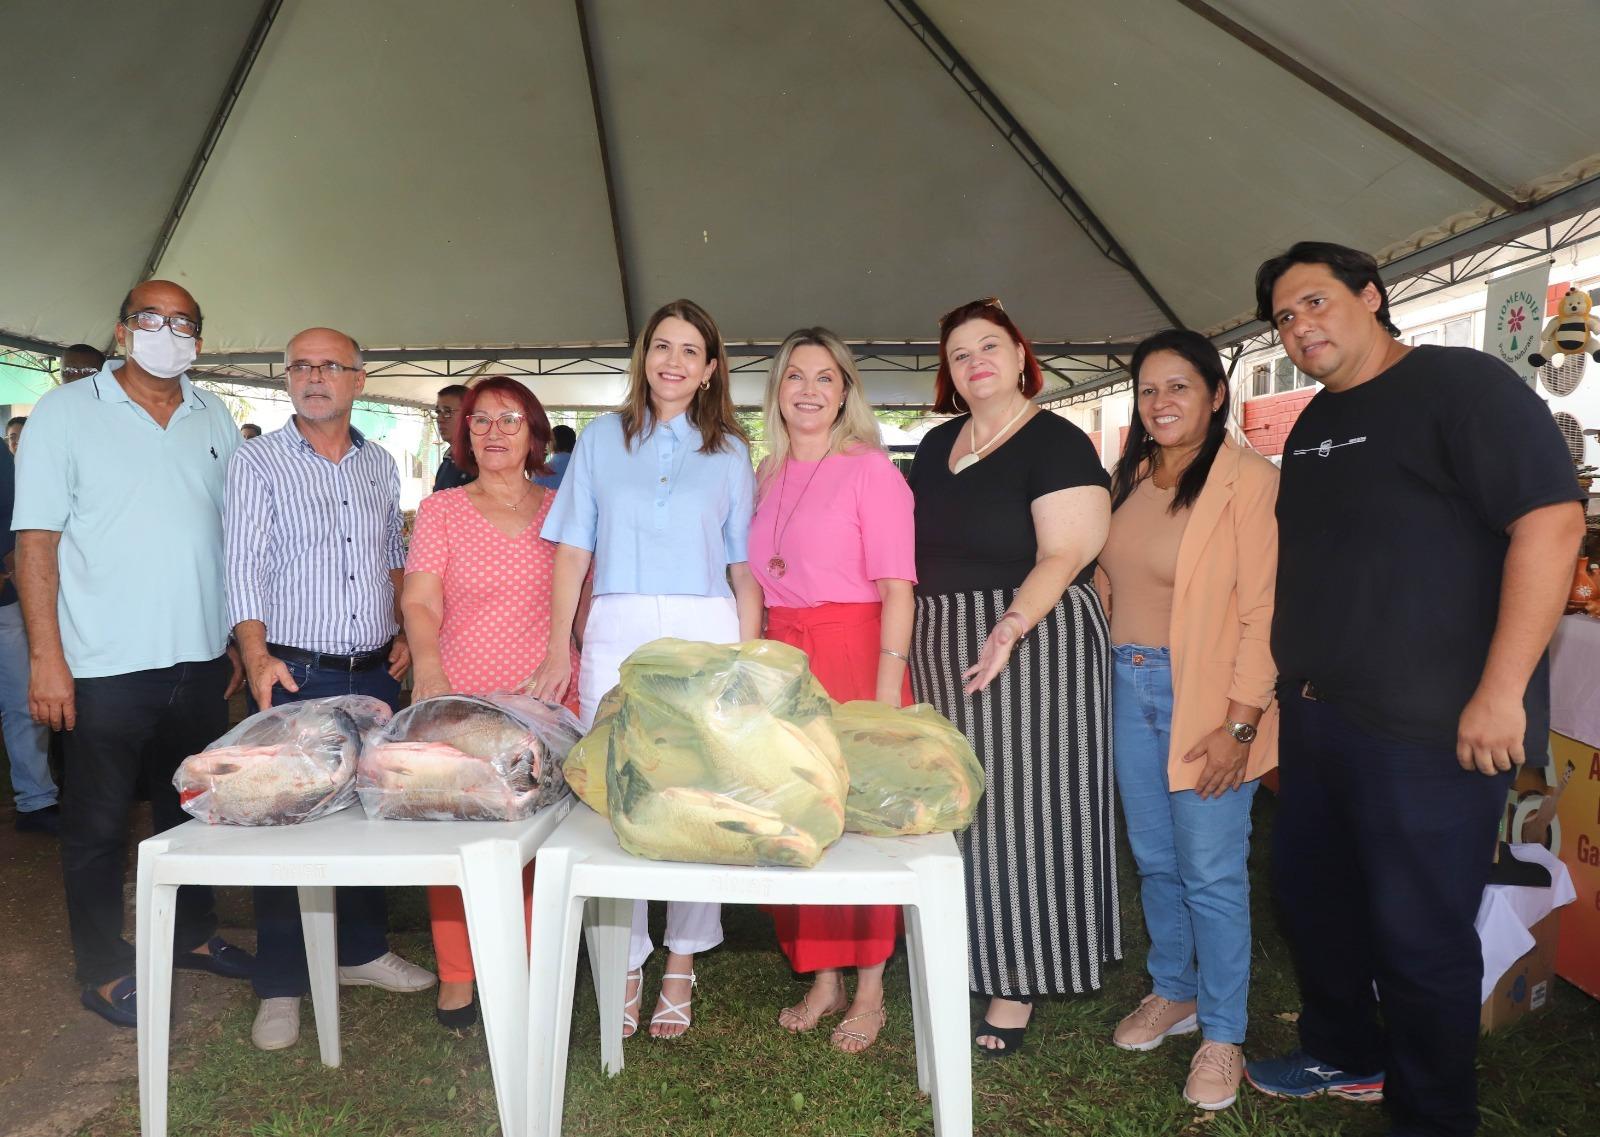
[907, 299, 1118, 1058]
[401, 376, 579, 1029]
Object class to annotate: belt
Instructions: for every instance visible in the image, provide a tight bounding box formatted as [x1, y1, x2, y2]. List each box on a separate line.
[1300, 680, 1323, 701]
[268, 641, 393, 673]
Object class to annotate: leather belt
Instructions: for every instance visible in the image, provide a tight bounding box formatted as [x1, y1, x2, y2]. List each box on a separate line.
[268, 641, 392, 673]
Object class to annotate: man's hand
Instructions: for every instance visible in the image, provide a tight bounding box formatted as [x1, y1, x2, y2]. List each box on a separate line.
[245, 650, 298, 712]
[29, 653, 76, 730]
[1456, 687, 1526, 775]
[387, 633, 411, 680]
[225, 643, 246, 700]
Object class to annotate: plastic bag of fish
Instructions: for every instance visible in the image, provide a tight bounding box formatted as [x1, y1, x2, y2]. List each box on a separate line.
[830, 701, 984, 836]
[357, 693, 582, 821]
[175, 695, 393, 826]
[564, 638, 848, 868]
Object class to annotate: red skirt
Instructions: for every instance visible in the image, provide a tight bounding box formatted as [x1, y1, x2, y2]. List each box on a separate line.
[765, 601, 907, 972]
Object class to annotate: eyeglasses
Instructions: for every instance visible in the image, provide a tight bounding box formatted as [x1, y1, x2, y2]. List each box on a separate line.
[285, 361, 360, 379]
[122, 311, 200, 338]
[434, 406, 457, 418]
[938, 296, 1005, 330]
[467, 411, 527, 436]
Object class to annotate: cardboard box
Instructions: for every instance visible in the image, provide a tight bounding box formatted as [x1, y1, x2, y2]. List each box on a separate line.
[1481, 911, 1560, 1033]
[1550, 731, 1600, 1001]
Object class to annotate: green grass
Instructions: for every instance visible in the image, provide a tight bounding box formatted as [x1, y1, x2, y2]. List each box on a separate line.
[62, 797, 1600, 1136]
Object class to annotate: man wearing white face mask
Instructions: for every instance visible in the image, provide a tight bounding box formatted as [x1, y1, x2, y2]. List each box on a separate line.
[13, 279, 253, 1028]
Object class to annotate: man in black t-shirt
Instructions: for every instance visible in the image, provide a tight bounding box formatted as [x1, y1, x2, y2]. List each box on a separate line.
[431, 383, 475, 491]
[1242, 242, 1584, 1137]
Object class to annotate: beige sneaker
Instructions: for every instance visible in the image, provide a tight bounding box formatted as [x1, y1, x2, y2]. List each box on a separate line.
[1185, 1040, 1243, 1110]
[1112, 993, 1199, 1051]
[251, 996, 301, 1051]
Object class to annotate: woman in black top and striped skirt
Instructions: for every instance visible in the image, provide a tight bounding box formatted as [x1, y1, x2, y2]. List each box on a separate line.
[907, 298, 1119, 1058]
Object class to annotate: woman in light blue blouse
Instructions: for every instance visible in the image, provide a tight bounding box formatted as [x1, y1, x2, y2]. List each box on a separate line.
[531, 298, 761, 1039]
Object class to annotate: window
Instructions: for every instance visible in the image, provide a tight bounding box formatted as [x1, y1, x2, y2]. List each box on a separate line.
[1273, 356, 1298, 393]
[1444, 316, 1474, 348]
[1088, 405, 1103, 433]
[1251, 363, 1271, 399]
[1410, 328, 1441, 347]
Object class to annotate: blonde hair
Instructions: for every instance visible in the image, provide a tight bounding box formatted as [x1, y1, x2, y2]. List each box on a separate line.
[758, 327, 882, 497]
[619, 298, 747, 455]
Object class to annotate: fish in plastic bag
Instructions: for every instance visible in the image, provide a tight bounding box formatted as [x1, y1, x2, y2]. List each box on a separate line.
[174, 695, 392, 826]
[358, 693, 582, 820]
[567, 638, 848, 867]
[830, 701, 984, 836]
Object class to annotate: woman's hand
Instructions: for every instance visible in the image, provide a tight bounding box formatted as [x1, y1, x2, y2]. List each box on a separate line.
[1181, 726, 1250, 799]
[411, 665, 452, 703]
[963, 613, 1024, 695]
[524, 649, 573, 704]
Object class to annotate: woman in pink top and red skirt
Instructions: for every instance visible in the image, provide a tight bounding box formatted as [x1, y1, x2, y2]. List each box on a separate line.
[748, 328, 916, 1053]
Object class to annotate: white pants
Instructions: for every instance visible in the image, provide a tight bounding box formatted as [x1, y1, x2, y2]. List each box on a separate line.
[580, 593, 738, 972]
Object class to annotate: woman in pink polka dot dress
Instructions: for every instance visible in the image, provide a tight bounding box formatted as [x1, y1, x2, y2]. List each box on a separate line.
[401, 376, 579, 1030]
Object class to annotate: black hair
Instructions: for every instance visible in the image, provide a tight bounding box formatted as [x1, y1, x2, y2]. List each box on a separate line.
[7, 416, 26, 430]
[1254, 241, 1399, 337]
[436, 384, 470, 399]
[1110, 329, 1230, 516]
[551, 424, 576, 452]
[118, 284, 203, 330]
[63, 343, 106, 365]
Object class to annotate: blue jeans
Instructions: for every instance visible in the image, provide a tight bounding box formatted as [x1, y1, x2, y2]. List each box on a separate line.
[250, 659, 399, 999]
[1112, 644, 1258, 1044]
[0, 602, 54, 811]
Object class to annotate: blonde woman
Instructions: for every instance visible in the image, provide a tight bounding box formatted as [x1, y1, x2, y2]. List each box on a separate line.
[747, 328, 916, 1053]
[529, 299, 760, 1039]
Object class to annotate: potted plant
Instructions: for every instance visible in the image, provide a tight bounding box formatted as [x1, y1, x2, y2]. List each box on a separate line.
[1577, 465, 1596, 494]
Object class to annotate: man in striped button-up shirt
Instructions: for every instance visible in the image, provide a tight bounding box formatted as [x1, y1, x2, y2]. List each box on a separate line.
[224, 327, 435, 1052]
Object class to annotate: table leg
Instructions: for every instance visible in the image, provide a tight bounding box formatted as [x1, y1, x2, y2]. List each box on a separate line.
[583, 896, 632, 1077]
[136, 844, 176, 1137]
[907, 856, 973, 1137]
[298, 885, 340, 1068]
[461, 839, 531, 1137]
[526, 845, 581, 1137]
[901, 902, 933, 1094]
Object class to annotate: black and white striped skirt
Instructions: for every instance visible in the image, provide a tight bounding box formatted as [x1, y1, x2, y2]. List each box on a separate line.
[910, 583, 1120, 997]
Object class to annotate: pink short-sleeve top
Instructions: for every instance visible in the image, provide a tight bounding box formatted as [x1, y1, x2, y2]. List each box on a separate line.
[748, 448, 917, 609]
[405, 486, 578, 703]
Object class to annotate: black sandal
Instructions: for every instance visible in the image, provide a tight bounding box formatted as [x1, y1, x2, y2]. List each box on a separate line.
[974, 996, 1033, 1059]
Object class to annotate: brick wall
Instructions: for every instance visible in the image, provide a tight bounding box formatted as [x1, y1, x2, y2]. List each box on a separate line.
[1241, 387, 1317, 457]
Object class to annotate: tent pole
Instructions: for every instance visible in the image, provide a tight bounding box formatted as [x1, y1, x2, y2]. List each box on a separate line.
[1173, 0, 1519, 213]
[134, 0, 284, 289]
[573, 0, 636, 345]
[884, 0, 1186, 331]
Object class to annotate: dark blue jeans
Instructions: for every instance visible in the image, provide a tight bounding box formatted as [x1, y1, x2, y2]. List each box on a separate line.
[250, 660, 400, 999]
[62, 656, 231, 987]
[1274, 687, 1509, 1137]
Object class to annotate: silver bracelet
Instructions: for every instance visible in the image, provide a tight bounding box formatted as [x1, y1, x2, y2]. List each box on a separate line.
[880, 648, 909, 663]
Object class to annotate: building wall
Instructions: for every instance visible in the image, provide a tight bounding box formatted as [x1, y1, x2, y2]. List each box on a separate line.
[1241, 387, 1317, 457]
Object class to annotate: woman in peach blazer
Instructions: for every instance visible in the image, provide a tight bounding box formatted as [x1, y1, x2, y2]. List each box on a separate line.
[1094, 329, 1279, 1114]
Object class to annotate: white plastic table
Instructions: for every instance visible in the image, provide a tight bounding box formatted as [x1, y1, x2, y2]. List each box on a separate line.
[136, 796, 573, 1137]
[524, 806, 971, 1137]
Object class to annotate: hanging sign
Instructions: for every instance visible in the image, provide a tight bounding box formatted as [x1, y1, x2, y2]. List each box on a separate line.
[1484, 263, 1552, 386]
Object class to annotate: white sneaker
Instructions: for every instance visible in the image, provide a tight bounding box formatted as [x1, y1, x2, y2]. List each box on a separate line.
[338, 951, 437, 993]
[252, 997, 301, 1051]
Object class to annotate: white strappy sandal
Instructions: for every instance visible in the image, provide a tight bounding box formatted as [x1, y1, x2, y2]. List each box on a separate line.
[649, 971, 697, 1038]
[622, 968, 643, 1039]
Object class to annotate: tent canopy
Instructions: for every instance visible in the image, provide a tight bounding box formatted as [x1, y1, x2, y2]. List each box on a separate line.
[3, 0, 1598, 407]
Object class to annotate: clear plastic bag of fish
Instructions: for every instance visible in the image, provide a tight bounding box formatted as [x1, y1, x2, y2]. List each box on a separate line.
[830, 701, 984, 836]
[175, 695, 393, 826]
[357, 693, 582, 821]
[565, 638, 848, 868]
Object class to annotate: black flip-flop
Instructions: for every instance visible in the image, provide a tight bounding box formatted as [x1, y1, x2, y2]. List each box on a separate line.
[974, 998, 1033, 1059]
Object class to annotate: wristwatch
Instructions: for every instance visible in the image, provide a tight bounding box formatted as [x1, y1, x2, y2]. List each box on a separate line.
[1224, 720, 1258, 744]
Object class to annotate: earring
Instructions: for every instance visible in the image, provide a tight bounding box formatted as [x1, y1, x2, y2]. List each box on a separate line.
[952, 392, 968, 412]
[699, 378, 710, 391]
[1018, 372, 1026, 390]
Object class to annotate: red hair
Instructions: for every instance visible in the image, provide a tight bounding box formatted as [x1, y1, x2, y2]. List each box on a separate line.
[452, 376, 553, 477]
[932, 298, 1044, 414]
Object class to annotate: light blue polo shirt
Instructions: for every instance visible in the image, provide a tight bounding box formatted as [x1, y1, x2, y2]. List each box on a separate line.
[12, 362, 240, 677]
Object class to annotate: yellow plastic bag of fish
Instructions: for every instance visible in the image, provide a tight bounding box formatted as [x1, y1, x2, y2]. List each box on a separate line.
[830, 701, 984, 836]
[575, 638, 848, 868]
[175, 695, 392, 825]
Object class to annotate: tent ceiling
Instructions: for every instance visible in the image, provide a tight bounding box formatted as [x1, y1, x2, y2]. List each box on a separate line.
[3, 0, 1598, 408]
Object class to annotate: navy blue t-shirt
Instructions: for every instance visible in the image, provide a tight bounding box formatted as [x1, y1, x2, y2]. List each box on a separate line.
[1272, 345, 1583, 761]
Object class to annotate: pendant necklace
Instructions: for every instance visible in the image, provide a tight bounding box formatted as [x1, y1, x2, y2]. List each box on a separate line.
[952, 401, 1031, 474]
[481, 480, 533, 512]
[767, 457, 824, 579]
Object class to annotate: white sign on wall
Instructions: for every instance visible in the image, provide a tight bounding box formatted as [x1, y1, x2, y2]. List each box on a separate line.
[1484, 263, 1552, 386]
